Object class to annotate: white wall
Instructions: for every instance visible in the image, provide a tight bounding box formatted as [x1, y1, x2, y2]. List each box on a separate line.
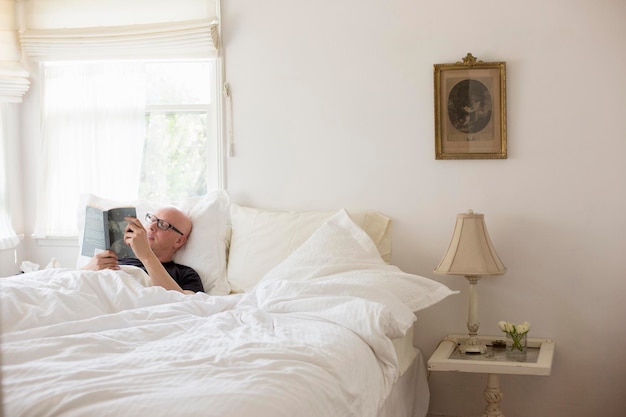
[222, 0, 626, 416]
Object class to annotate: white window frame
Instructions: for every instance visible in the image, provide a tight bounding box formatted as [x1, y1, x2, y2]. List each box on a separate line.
[143, 58, 223, 195]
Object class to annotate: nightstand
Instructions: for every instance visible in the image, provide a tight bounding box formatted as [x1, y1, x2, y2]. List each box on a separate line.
[427, 334, 555, 417]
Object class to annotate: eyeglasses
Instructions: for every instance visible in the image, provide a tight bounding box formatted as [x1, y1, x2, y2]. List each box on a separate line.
[145, 213, 184, 236]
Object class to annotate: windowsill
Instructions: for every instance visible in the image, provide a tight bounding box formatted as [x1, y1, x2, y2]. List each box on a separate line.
[33, 235, 79, 247]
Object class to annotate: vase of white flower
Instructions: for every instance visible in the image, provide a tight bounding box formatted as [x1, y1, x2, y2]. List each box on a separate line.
[498, 320, 529, 357]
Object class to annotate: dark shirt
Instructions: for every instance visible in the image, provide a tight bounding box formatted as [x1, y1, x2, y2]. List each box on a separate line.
[119, 258, 204, 293]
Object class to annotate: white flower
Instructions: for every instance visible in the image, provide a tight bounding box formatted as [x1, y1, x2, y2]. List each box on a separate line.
[498, 320, 530, 335]
[499, 320, 530, 352]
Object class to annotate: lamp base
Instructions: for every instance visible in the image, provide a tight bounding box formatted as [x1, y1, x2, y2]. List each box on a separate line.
[459, 335, 487, 354]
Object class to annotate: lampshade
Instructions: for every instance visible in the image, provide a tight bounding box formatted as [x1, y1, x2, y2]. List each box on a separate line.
[434, 210, 506, 354]
[434, 210, 506, 277]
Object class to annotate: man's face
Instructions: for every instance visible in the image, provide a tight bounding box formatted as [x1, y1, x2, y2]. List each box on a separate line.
[145, 208, 184, 254]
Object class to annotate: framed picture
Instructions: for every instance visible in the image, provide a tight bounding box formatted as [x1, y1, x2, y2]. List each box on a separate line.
[434, 53, 507, 159]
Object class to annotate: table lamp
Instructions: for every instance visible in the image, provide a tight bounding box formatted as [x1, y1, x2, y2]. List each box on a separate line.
[434, 210, 506, 354]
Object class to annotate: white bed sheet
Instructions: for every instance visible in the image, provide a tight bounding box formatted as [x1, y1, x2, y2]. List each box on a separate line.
[2, 266, 429, 417]
[377, 349, 430, 417]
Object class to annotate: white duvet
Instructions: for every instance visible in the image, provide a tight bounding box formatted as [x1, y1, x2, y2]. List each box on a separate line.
[3, 268, 397, 417]
[2, 211, 455, 417]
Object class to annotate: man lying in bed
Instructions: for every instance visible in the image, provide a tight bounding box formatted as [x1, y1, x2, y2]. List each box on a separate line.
[82, 206, 204, 294]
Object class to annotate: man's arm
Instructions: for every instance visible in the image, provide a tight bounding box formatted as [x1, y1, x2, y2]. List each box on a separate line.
[137, 253, 194, 294]
[123, 217, 193, 295]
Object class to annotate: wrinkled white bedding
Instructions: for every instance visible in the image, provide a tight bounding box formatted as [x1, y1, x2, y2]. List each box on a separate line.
[3, 266, 423, 417]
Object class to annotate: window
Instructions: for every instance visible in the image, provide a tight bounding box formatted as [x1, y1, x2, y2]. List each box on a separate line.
[142, 61, 215, 202]
[34, 60, 221, 237]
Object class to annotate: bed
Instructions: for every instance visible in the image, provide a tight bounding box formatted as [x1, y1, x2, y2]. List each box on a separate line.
[1, 192, 456, 417]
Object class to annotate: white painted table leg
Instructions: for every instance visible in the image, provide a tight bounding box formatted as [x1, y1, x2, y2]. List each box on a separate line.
[482, 373, 504, 417]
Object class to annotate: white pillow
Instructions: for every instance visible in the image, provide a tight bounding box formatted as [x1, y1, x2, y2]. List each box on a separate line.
[226, 204, 392, 292]
[257, 209, 457, 315]
[76, 191, 231, 295]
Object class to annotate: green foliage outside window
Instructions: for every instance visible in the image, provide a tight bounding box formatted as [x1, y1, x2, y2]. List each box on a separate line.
[140, 112, 209, 202]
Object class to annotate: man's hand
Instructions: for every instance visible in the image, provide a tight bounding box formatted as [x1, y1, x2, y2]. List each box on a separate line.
[81, 250, 120, 271]
[123, 216, 152, 260]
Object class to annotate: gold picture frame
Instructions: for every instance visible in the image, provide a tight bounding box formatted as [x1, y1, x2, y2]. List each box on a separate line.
[434, 53, 507, 160]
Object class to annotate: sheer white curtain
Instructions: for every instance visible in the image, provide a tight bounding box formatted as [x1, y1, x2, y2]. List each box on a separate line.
[0, 103, 20, 249]
[33, 62, 146, 237]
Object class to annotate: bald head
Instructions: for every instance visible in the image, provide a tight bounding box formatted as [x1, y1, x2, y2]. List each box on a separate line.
[155, 206, 192, 237]
[147, 206, 192, 262]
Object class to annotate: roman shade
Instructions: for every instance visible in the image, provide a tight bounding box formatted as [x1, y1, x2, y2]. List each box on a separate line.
[19, 0, 219, 60]
[0, 0, 220, 101]
[0, 0, 29, 102]
[19, 19, 219, 61]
